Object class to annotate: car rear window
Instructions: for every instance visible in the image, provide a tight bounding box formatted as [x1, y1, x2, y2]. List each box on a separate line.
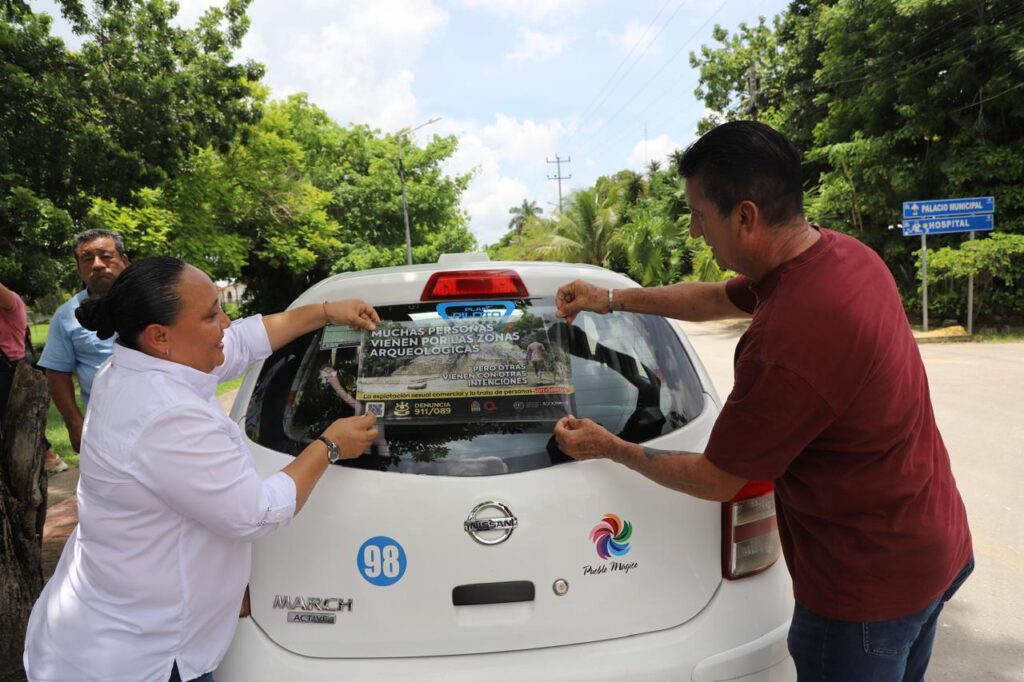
[244, 298, 705, 476]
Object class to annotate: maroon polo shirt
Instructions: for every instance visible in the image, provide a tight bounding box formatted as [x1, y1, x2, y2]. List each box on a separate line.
[705, 228, 972, 621]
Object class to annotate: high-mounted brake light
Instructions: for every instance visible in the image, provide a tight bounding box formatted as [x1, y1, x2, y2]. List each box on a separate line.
[722, 481, 781, 580]
[421, 269, 529, 301]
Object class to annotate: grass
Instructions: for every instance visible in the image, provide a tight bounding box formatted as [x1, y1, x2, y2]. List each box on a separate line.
[44, 375, 246, 469]
[45, 389, 83, 467]
[29, 322, 49, 356]
[972, 330, 1024, 343]
[217, 376, 244, 396]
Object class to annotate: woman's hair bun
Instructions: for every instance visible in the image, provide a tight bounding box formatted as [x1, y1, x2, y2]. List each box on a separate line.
[71, 256, 187, 350]
[76, 295, 117, 340]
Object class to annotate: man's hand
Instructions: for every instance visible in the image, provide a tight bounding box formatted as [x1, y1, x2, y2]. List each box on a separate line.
[554, 416, 621, 461]
[46, 370, 84, 452]
[555, 279, 607, 325]
[68, 418, 83, 453]
[326, 299, 380, 332]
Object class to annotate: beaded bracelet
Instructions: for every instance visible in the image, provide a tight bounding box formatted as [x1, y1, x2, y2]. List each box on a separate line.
[607, 288, 614, 314]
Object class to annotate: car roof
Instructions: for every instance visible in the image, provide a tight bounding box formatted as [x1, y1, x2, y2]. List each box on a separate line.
[295, 254, 638, 308]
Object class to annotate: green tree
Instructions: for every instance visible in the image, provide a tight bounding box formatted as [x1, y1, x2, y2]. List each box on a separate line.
[689, 16, 782, 132]
[536, 184, 623, 266]
[507, 199, 543, 255]
[56, 0, 263, 200]
[487, 217, 560, 262]
[618, 204, 679, 286]
[1, 0, 264, 300]
[689, 0, 1024, 321]
[1, 8, 82, 298]
[85, 94, 476, 313]
[920, 233, 1024, 325]
[85, 119, 340, 280]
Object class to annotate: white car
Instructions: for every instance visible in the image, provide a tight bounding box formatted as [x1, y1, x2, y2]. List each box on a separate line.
[217, 254, 796, 681]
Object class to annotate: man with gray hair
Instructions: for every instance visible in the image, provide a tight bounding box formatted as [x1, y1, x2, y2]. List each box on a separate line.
[38, 229, 129, 452]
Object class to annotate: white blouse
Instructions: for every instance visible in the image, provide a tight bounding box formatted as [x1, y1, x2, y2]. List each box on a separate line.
[25, 315, 296, 682]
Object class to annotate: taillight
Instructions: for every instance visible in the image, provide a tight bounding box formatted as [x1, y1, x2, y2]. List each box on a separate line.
[722, 481, 781, 580]
[421, 269, 529, 301]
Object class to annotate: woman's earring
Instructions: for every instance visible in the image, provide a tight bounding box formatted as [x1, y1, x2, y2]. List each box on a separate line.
[164, 348, 170, 357]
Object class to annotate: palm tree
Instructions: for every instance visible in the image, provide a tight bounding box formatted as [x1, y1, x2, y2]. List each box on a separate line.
[620, 205, 681, 286]
[507, 199, 543, 257]
[668, 148, 686, 172]
[687, 235, 731, 282]
[534, 185, 623, 266]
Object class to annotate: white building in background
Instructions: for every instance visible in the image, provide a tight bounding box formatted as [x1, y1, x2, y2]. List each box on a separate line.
[215, 279, 246, 307]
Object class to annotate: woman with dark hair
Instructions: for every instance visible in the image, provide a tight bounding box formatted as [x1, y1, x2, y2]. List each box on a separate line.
[24, 256, 381, 682]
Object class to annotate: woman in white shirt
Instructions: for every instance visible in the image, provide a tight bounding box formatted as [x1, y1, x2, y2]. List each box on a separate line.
[24, 256, 380, 682]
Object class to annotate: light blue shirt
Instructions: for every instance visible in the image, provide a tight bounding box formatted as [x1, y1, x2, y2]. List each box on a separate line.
[38, 289, 115, 406]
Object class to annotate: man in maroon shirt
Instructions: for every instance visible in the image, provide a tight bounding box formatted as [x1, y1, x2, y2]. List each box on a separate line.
[554, 121, 972, 681]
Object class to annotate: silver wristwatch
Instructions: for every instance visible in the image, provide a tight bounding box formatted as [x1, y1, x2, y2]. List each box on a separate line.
[317, 436, 341, 464]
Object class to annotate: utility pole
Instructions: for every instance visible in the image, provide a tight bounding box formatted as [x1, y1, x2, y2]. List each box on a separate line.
[747, 63, 759, 121]
[396, 117, 442, 265]
[546, 154, 572, 213]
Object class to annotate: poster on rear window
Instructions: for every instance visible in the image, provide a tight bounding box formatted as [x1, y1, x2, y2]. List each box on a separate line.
[353, 302, 573, 424]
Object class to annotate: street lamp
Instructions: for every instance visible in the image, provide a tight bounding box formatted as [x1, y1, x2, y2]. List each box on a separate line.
[396, 117, 442, 265]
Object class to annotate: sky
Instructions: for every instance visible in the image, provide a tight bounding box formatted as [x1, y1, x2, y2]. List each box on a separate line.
[35, 0, 792, 247]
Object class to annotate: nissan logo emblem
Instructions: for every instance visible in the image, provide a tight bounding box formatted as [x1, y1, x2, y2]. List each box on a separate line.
[464, 501, 518, 545]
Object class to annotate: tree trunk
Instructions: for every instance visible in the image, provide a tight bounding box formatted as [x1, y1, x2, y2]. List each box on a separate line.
[0, 363, 48, 682]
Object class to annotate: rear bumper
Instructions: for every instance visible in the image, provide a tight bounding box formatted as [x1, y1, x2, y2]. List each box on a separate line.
[216, 561, 795, 682]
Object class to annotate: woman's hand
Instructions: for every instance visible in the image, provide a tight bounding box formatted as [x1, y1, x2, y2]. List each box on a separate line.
[325, 299, 380, 332]
[322, 413, 379, 459]
[265, 300, 379, 351]
[285, 412, 380, 514]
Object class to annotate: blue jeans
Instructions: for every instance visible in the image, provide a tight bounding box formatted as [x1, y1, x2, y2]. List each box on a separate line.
[169, 662, 214, 682]
[787, 558, 974, 681]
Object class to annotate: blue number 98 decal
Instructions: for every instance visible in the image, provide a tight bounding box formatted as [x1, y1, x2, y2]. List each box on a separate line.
[357, 536, 407, 586]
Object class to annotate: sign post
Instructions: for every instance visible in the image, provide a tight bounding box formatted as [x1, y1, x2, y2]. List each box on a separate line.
[902, 196, 994, 335]
[920, 234, 928, 331]
[967, 231, 975, 336]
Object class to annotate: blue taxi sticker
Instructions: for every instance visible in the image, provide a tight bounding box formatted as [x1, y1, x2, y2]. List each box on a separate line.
[357, 536, 407, 587]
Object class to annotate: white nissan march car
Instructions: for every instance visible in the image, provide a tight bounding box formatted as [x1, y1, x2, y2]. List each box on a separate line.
[217, 254, 796, 681]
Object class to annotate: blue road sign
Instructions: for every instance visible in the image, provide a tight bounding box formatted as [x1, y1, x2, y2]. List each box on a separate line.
[902, 196, 994, 219]
[902, 213, 994, 236]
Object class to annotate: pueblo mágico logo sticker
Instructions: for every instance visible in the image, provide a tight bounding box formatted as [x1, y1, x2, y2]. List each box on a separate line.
[590, 513, 632, 560]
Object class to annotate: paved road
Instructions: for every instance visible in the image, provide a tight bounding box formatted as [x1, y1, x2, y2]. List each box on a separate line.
[680, 320, 1024, 682]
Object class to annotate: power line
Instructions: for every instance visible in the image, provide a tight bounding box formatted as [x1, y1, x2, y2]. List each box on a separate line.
[813, 9, 1024, 105]
[574, 0, 733, 160]
[572, 0, 676, 126]
[953, 81, 1024, 113]
[590, 3, 1024, 162]
[814, 3, 1024, 88]
[592, 1, 775, 156]
[570, 0, 690, 143]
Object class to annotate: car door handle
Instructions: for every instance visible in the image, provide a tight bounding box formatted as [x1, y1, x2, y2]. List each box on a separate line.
[452, 580, 535, 606]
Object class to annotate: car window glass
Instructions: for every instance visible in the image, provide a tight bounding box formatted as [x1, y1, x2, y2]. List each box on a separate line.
[245, 298, 705, 476]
